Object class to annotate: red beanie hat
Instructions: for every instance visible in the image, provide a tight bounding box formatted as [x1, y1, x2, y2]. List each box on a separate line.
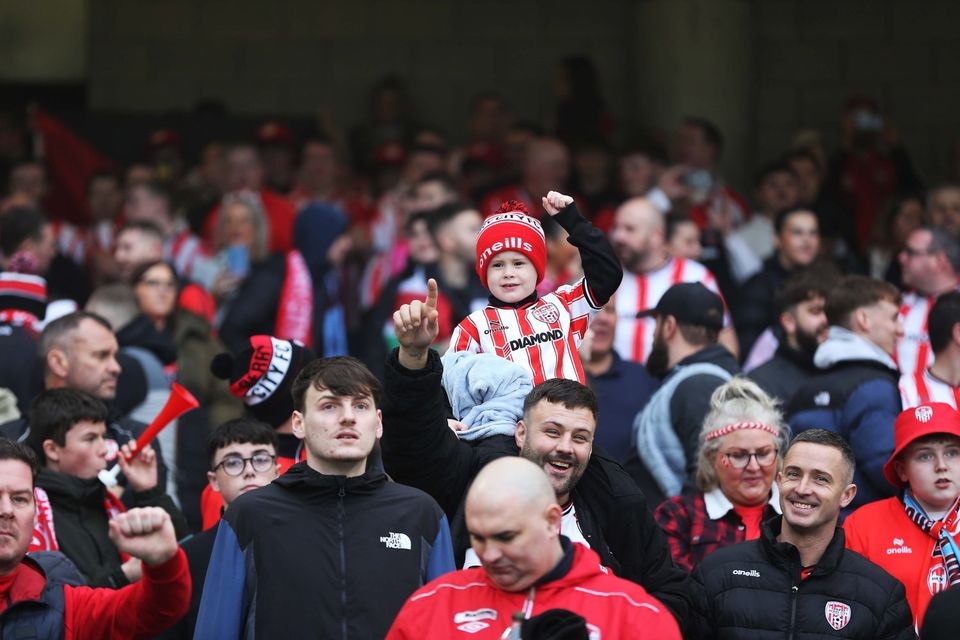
[475, 200, 546, 288]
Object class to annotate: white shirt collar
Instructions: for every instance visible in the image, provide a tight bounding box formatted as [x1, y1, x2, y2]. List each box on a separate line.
[703, 483, 782, 520]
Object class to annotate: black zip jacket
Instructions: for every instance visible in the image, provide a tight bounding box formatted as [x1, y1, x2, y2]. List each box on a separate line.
[692, 516, 913, 639]
[37, 468, 187, 588]
[380, 348, 697, 636]
[193, 463, 454, 640]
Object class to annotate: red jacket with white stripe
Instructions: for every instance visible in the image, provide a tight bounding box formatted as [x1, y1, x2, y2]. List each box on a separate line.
[448, 203, 622, 385]
[386, 542, 681, 640]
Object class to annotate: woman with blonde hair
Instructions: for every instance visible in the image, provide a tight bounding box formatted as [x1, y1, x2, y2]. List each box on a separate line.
[655, 377, 790, 572]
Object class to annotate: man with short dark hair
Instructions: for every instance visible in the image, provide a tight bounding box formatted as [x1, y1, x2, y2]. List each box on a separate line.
[749, 270, 829, 405]
[725, 160, 801, 283]
[693, 429, 913, 639]
[26, 388, 186, 587]
[0, 207, 56, 275]
[788, 275, 904, 509]
[624, 282, 740, 505]
[195, 356, 454, 639]
[387, 457, 682, 639]
[0, 438, 190, 637]
[384, 285, 695, 634]
[735, 207, 821, 356]
[114, 221, 164, 283]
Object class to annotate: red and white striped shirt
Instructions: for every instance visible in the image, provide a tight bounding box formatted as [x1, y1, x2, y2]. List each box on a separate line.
[51, 221, 88, 264]
[164, 226, 210, 282]
[614, 257, 724, 364]
[900, 367, 960, 409]
[897, 287, 960, 379]
[448, 279, 597, 384]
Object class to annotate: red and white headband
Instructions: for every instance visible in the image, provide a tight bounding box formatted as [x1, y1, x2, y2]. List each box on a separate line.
[705, 421, 779, 442]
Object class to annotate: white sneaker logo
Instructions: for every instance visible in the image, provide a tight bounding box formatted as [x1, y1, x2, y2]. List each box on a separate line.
[380, 532, 412, 550]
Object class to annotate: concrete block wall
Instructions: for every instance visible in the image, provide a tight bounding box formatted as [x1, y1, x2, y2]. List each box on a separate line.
[85, 0, 960, 186]
[752, 0, 960, 184]
[86, 0, 636, 146]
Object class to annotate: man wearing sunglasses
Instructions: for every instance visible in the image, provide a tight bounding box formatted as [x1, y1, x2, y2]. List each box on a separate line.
[167, 418, 279, 640]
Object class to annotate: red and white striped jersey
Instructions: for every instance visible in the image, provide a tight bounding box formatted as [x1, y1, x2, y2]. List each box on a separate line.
[448, 278, 597, 384]
[896, 288, 960, 379]
[614, 257, 725, 364]
[900, 367, 960, 409]
[51, 221, 88, 264]
[164, 226, 210, 282]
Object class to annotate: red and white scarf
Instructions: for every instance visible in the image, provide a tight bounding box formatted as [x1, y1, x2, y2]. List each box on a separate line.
[274, 250, 314, 348]
[30, 486, 131, 561]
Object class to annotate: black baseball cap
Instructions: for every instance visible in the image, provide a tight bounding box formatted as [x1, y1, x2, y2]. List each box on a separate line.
[636, 282, 724, 330]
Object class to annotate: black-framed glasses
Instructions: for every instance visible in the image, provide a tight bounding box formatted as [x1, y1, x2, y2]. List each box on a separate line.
[214, 453, 276, 477]
[723, 448, 778, 469]
[900, 246, 936, 258]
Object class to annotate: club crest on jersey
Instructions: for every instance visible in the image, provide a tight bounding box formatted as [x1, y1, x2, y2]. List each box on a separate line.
[915, 406, 933, 423]
[928, 565, 947, 594]
[531, 303, 560, 324]
[824, 601, 851, 631]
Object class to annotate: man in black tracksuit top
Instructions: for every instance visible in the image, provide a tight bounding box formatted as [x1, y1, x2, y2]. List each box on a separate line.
[693, 429, 912, 639]
[383, 279, 696, 637]
[194, 356, 454, 639]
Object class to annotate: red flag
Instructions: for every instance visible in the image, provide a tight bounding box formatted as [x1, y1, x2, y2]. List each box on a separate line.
[31, 107, 116, 224]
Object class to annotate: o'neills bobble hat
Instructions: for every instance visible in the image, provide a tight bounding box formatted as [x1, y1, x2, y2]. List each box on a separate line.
[210, 335, 315, 428]
[883, 403, 960, 488]
[637, 282, 724, 330]
[475, 200, 546, 288]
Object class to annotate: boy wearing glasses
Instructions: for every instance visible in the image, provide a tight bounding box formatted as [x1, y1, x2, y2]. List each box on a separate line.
[169, 418, 279, 640]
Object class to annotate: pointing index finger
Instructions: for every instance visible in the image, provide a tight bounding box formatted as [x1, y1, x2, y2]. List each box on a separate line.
[425, 278, 438, 310]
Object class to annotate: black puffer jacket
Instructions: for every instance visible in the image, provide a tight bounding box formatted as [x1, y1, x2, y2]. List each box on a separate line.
[692, 517, 913, 640]
[380, 348, 696, 637]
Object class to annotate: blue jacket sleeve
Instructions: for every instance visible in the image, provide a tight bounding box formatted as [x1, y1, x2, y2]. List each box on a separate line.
[194, 520, 247, 639]
[845, 379, 900, 499]
[426, 514, 456, 582]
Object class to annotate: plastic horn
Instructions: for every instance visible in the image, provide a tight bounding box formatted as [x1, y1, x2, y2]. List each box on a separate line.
[98, 383, 200, 487]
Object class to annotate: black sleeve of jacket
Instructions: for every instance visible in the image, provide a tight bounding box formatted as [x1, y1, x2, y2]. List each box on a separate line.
[551, 203, 622, 307]
[690, 564, 715, 640]
[877, 579, 916, 640]
[575, 455, 700, 638]
[130, 485, 190, 541]
[381, 348, 487, 519]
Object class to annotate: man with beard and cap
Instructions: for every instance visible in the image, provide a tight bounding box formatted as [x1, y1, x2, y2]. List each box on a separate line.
[383, 282, 695, 635]
[623, 282, 741, 506]
[609, 197, 738, 365]
[748, 270, 829, 406]
[387, 457, 682, 639]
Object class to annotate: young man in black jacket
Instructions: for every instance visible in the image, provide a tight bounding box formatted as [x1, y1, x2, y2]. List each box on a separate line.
[693, 429, 913, 639]
[195, 356, 454, 640]
[384, 279, 695, 636]
[26, 388, 188, 588]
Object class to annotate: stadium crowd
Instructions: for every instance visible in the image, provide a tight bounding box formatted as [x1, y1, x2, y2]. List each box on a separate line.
[0, 71, 959, 638]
